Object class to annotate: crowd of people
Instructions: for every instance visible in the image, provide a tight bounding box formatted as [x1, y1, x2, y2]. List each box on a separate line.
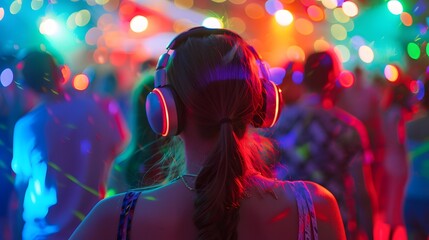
[0, 26, 428, 240]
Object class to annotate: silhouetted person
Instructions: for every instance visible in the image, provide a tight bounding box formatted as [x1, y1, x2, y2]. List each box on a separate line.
[11, 50, 127, 239]
[266, 51, 375, 240]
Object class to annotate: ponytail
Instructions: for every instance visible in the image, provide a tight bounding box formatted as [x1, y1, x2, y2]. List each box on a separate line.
[193, 122, 246, 240]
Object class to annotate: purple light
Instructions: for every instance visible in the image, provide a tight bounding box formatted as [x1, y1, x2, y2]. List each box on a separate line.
[1, 68, 14, 87]
[265, 0, 284, 16]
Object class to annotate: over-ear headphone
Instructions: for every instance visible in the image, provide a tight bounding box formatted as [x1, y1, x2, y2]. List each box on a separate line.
[146, 26, 282, 136]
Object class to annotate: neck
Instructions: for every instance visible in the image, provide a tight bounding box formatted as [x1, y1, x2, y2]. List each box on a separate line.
[180, 118, 217, 175]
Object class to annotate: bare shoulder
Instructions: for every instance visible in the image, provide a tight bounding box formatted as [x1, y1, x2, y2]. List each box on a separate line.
[302, 181, 347, 240]
[69, 193, 126, 240]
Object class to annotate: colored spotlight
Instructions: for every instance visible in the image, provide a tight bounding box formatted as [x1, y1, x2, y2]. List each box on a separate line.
[275, 9, 294, 26]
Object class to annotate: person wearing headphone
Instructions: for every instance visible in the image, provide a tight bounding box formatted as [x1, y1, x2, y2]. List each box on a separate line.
[70, 26, 346, 240]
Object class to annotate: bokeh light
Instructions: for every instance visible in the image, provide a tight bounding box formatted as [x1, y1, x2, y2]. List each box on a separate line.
[130, 15, 148, 33]
[387, 0, 403, 15]
[0, 68, 13, 87]
[75, 9, 91, 27]
[358, 45, 374, 63]
[227, 17, 246, 34]
[427, 43, 429, 57]
[314, 38, 331, 52]
[407, 42, 421, 60]
[0, 7, 4, 21]
[331, 24, 347, 41]
[342, 1, 359, 17]
[202, 17, 223, 28]
[295, 18, 314, 35]
[321, 0, 339, 9]
[275, 9, 294, 26]
[10, 1, 22, 14]
[73, 74, 90, 91]
[245, 3, 265, 19]
[307, 5, 325, 22]
[338, 70, 354, 88]
[409, 80, 419, 94]
[384, 64, 399, 82]
[400, 12, 412, 26]
[286, 45, 305, 61]
[39, 18, 59, 36]
[416, 80, 425, 100]
[333, 8, 350, 23]
[334, 44, 350, 62]
[265, 0, 283, 15]
[292, 71, 304, 84]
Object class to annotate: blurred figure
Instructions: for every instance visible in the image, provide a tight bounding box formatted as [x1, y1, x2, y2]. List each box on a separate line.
[11, 50, 127, 239]
[336, 66, 385, 212]
[379, 69, 415, 240]
[266, 51, 375, 240]
[278, 61, 304, 106]
[403, 76, 429, 240]
[106, 68, 170, 194]
[0, 55, 35, 240]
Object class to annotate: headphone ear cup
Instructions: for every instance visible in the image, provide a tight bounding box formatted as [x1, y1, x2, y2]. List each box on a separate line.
[146, 86, 183, 136]
[252, 79, 283, 128]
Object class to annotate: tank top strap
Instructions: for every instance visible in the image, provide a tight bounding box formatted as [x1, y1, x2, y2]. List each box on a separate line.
[289, 181, 318, 240]
[117, 191, 142, 240]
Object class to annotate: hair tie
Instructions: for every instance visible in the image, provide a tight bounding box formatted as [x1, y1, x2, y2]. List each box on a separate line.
[219, 118, 233, 125]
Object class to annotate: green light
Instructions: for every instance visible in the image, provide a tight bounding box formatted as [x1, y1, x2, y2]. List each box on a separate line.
[407, 42, 420, 60]
[426, 44, 429, 57]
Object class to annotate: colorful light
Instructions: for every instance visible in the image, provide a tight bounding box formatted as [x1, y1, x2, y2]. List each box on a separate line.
[202, 17, 223, 28]
[400, 12, 413, 26]
[75, 9, 91, 27]
[342, 1, 359, 17]
[338, 70, 354, 88]
[358, 45, 374, 63]
[0, 7, 4, 21]
[245, 3, 265, 19]
[387, 0, 403, 15]
[307, 5, 325, 22]
[384, 64, 399, 82]
[130, 15, 148, 33]
[73, 74, 90, 91]
[0, 68, 13, 87]
[295, 18, 314, 35]
[331, 24, 347, 41]
[321, 0, 339, 9]
[426, 43, 429, 57]
[407, 42, 421, 60]
[265, 0, 284, 15]
[334, 44, 350, 62]
[275, 9, 294, 26]
[39, 18, 59, 36]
